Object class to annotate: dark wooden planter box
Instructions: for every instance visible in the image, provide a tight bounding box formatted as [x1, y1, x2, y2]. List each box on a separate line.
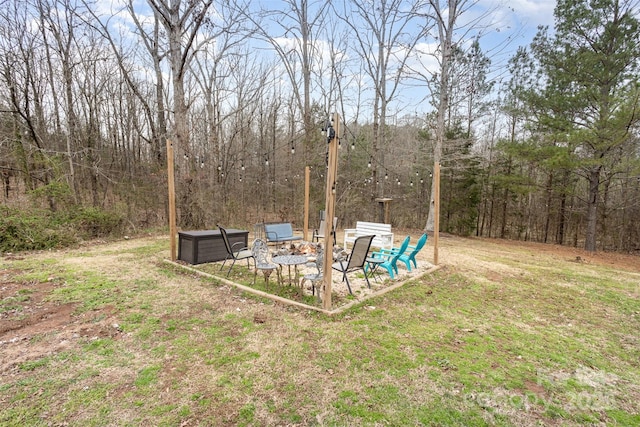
[178, 229, 249, 265]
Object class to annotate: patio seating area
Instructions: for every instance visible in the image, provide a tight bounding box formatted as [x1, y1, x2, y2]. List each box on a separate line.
[184, 224, 433, 304]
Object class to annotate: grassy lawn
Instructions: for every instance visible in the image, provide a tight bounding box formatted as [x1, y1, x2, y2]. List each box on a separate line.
[1, 234, 639, 426]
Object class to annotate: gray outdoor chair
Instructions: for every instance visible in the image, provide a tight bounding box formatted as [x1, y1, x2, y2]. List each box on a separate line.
[217, 224, 254, 276]
[312, 217, 338, 245]
[331, 234, 375, 295]
[251, 238, 278, 287]
[301, 248, 324, 302]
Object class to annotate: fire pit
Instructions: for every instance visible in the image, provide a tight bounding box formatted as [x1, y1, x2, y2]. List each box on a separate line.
[275, 241, 320, 256]
[274, 241, 347, 262]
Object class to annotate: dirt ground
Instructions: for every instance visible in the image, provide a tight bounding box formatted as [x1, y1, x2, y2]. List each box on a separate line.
[1, 232, 639, 376]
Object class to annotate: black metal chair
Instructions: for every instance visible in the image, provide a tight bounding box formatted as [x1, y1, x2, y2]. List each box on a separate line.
[331, 234, 375, 294]
[217, 224, 254, 276]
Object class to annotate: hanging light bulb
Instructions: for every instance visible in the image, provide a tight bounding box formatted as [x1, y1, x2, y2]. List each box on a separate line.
[410, 180, 414, 187]
[351, 141, 355, 150]
[291, 143, 295, 154]
[420, 177, 424, 184]
[265, 157, 269, 167]
[397, 180, 401, 186]
[368, 157, 372, 168]
[241, 163, 245, 171]
[385, 173, 389, 180]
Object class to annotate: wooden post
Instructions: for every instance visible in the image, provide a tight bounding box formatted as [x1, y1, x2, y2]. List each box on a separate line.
[303, 166, 310, 241]
[167, 140, 177, 261]
[433, 162, 440, 266]
[322, 114, 340, 310]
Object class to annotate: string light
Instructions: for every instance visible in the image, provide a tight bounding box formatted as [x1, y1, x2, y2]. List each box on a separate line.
[291, 143, 295, 154]
[385, 173, 388, 180]
[368, 157, 372, 168]
[351, 141, 355, 150]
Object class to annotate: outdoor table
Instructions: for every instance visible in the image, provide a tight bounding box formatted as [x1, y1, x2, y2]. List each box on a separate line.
[365, 256, 384, 283]
[272, 255, 309, 287]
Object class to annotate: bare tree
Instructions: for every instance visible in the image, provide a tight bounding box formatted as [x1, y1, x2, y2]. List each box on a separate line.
[338, 0, 427, 199]
[410, 0, 495, 232]
[247, 0, 329, 164]
[146, 0, 214, 162]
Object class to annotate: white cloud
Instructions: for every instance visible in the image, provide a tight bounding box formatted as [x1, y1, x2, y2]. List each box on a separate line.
[502, 0, 556, 29]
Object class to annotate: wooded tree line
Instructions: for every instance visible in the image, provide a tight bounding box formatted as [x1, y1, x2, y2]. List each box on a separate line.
[1, 0, 639, 252]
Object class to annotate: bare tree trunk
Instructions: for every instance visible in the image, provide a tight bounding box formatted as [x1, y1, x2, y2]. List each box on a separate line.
[41, 0, 80, 202]
[543, 172, 553, 243]
[425, 0, 453, 232]
[585, 167, 601, 251]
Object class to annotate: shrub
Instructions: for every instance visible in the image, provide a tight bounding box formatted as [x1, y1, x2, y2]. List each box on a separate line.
[0, 205, 125, 253]
[0, 206, 77, 252]
[70, 207, 124, 239]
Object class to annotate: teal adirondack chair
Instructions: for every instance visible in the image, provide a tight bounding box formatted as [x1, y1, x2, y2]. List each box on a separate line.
[398, 233, 428, 271]
[376, 233, 428, 272]
[367, 236, 410, 280]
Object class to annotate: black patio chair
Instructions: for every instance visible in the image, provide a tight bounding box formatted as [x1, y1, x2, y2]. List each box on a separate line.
[331, 234, 375, 295]
[217, 224, 254, 276]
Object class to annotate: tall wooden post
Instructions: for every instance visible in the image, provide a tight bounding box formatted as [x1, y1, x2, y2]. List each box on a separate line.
[303, 166, 310, 241]
[433, 162, 440, 266]
[167, 140, 177, 261]
[322, 114, 340, 310]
